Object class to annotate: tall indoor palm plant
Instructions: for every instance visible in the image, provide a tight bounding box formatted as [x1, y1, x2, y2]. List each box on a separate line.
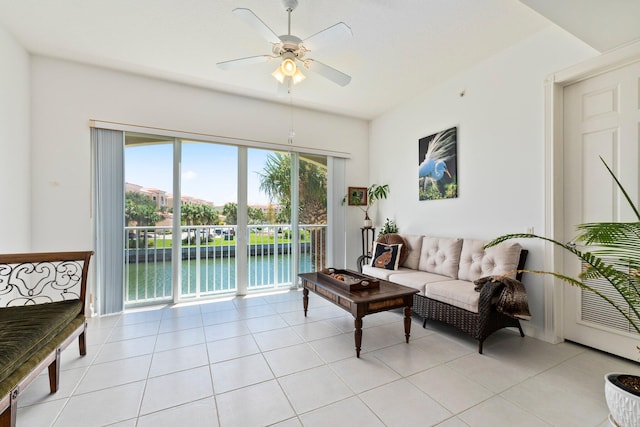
[486, 158, 640, 336]
[486, 157, 640, 426]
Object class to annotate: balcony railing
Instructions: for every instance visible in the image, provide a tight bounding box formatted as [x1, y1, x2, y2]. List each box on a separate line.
[124, 224, 326, 307]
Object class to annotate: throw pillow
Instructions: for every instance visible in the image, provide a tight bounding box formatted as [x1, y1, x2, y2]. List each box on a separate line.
[370, 242, 403, 270]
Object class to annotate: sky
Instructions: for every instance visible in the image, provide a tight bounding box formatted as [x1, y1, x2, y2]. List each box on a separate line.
[125, 142, 273, 206]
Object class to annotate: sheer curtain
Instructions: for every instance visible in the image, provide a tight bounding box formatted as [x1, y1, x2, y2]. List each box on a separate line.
[92, 128, 124, 315]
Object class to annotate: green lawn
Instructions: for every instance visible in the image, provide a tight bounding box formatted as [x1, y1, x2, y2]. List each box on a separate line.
[134, 231, 311, 249]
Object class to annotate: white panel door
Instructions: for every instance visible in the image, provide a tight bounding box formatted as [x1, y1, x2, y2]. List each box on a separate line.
[563, 61, 640, 360]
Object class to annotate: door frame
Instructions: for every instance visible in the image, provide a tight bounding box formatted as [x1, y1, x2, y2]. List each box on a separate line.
[543, 41, 640, 343]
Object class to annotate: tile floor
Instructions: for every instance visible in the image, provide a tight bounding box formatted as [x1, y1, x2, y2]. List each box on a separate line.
[16, 289, 640, 427]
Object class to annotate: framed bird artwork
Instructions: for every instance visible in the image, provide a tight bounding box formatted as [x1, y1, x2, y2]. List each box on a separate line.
[418, 126, 458, 201]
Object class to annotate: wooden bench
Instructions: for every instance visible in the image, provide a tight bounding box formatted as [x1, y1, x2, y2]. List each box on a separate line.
[0, 251, 92, 427]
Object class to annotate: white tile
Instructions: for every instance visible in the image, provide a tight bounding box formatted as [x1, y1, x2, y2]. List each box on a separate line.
[211, 353, 274, 393]
[75, 354, 152, 394]
[459, 396, 551, 427]
[278, 365, 353, 413]
[107, 321, 160, 342]
[155, 327, 206, 352]
[411, 332, 474, 363]
[358, 322, 410, 352]
[370, 341, 440, 377]
[291, 320, 343, 341]
[86, 326, 114, 346]
[360, 379, 452, 426]
[86, 313, 121, 330]
[330, 355, 401, 393]
[409, 365, 494, 413]
[54, 381, 145, 427]
[118, 309, 163, 326]
[60, 343, 100, 371]
[18, 366, 87, 407]
[140, 366, 213, 415]
[232, 296, 269, 308]
[436, 418, 471, 427]
[158, 313, 203, 333]
[501, 363, 609, 426]
[263, 343, 324, 377]
[17, 399, 67, 427]
[308, 333, 359, 363]
[201, 309, 243, 326]
[216, 380, 294, 426]
[271, 417, 303, 427]
[244, 313, 288, 333]
[253, 327, 304, 351]
[445, 352, 533, 393]
[299, 396, 385, 427]
[136, 397, 218, 427]
[206, 334, 260, 363]
[149, 343, 209, 377]
[199, 299, 237, 313]
[203, 320, 250, 342]
[93, 335, 156, 364]
[160, 304, 202, 319]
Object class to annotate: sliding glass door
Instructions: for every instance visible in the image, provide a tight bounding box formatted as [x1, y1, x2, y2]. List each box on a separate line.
[121, 135, 328, 308]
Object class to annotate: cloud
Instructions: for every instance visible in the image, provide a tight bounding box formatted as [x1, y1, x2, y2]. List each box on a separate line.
[182, 170, 197, 181]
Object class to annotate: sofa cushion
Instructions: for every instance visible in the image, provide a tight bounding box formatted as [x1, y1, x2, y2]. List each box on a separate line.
[0, 299, 83, 384]
[399, 234, 423, 270]
[376, 233, 408, 266]
[388, 271, 456, 294]
[362, 265, 414, 280]
[457, 239, 522, 282]
[425, 280, 480, 313]
[418, 237, 463, 278]
[370, 242, 403, 270]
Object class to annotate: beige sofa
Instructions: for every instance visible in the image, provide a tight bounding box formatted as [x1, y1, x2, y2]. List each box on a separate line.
[362, 234, 527, 353]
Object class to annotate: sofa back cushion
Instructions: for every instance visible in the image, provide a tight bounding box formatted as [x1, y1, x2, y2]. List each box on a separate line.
[399, 234, 423, 270]
[418, 237, 463, 279]
[457, 239, 522, 282]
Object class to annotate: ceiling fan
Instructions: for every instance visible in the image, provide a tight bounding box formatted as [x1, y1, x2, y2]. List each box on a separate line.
[217, 0, 352, 91]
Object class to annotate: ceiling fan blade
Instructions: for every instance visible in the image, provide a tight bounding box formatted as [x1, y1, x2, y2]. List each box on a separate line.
[217, 55, 273, 70]
[305, 59, 351, 87]
[232, 8, 281, 44]
[303, 22, 352, 52]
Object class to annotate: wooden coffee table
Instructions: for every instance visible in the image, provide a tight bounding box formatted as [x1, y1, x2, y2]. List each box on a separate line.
[299, 271, 419, 357]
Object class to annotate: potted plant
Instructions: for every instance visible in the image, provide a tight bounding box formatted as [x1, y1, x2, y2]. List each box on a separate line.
[343, 184, 390, 228]
[486, 157, 640, 427]
[378, 218, 399, 237]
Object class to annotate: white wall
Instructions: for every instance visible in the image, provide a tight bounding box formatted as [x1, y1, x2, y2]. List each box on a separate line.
[29, 57, 369, 255]
[0, 26, 30, 253]
[368, 26, 598, 333]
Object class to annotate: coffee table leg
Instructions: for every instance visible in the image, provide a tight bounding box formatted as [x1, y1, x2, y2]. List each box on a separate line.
[404, 306, 412, 343]
[354, 317, 363, 358]
[303, 288, 309, 317]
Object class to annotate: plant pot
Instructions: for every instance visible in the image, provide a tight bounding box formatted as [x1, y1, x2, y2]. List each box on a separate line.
[605, 372, 640, 427]
[363, 218, 373, 228]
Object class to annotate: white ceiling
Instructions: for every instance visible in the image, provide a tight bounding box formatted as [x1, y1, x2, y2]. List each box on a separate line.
[0, 0, 637, 120]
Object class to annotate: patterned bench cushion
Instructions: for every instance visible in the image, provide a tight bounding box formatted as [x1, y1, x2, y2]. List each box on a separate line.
[0, 299, 82, 384]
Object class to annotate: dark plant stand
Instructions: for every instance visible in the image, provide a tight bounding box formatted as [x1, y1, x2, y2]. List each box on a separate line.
[356, 227, 375, 272]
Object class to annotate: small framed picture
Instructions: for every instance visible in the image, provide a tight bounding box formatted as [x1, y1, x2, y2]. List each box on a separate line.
[348, 187, 368, 206]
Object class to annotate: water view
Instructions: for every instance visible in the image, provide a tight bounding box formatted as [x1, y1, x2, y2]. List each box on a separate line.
[125, 253, 314, 305]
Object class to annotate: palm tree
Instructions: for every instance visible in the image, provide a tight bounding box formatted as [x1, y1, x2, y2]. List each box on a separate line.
[257, 152, 327, 270]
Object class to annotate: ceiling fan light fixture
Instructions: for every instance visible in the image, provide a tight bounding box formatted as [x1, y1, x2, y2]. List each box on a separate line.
[272, 67, 286, 83]
[291, 68, 306, 84]
[280, 56, 297, 76]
